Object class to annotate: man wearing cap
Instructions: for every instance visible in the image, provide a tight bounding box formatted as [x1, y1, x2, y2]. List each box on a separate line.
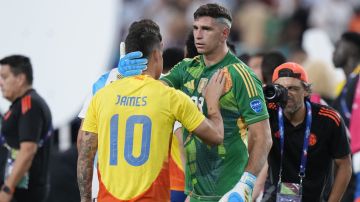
[260, 62, 352, 201]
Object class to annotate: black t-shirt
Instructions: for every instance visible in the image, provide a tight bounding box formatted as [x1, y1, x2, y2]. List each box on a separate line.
[332, 74, 359, 127]
[0, 89, 52, 190]
[264, 101, 350, 202]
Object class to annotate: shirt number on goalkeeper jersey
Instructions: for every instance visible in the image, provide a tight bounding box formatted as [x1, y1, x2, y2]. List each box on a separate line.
[109, 114, 152, 166]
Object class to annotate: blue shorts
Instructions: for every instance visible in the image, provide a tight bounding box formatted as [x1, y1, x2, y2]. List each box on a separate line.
[171, 190, 186, 202]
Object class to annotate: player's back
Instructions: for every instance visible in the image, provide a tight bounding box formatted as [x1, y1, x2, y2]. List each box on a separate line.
[90, 75, 203, 201]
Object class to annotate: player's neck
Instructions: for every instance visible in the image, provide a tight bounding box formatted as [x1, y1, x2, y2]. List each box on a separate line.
[142, 70, 155, 79]
[345, 58, 360, 76]
[12, 85, 32, 102]
[142, 60, 158, 79]
[284, 105, 306, 127]
[203, 45, 228, 67]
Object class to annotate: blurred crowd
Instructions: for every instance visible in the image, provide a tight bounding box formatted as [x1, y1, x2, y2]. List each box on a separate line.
[119, 0, 360, 102]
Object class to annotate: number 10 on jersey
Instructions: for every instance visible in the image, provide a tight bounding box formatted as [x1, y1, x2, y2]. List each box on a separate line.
[109, 114, 152, 166]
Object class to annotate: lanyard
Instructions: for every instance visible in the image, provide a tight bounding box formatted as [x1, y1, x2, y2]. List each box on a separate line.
[340, 82, 351, 120]
[278, 101, 312, 184]
[340, 71, 360, 120]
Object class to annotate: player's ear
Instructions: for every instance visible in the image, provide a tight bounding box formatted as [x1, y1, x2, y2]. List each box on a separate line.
[221, 27, 230, 42]
[16, 73, 27, 86]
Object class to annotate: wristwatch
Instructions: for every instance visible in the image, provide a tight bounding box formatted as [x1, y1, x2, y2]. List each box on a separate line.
[1, 185, 13, 195]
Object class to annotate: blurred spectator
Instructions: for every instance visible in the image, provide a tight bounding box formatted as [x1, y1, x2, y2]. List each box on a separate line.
[0, 55, 53, 202]
[333, 32, 360, 125]
[348, 7, 360, 33]
[248, 53, 264, 82]
[332, 31, 360, 202]
[162, 47, 184, 74]
[234, 1, 270, 53]
[303, 60, 335, 102]
[309, 0, 353, 43]
[278, 7, 309, 57]
[289, 46, 307, 65]
[184, 31, 198, 58]
[261, 51, 287, 85]
[238, 53, 250, 65]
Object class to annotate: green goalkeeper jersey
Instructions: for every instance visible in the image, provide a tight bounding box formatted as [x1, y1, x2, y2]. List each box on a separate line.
[161, 51, 269, 201]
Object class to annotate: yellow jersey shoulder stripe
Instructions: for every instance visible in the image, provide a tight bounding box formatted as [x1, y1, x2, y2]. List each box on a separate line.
[237, 63, 258, 96]
[232, 64, 253, 97]
[233, 64, 258, 97]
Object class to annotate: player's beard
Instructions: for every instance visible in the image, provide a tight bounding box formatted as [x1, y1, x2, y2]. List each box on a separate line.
[284, 98, 303, 115]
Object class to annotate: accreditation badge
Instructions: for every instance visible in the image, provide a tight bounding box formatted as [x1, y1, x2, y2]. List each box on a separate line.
[4, 147, 29, 189]
[276, 182, 302, 202]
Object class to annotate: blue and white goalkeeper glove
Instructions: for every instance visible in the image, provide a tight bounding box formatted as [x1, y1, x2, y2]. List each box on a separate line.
[117, 51, 147, 77]
[219, 171, 256, 202]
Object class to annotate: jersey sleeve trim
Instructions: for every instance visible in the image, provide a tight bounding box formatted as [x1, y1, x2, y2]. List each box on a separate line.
[21, 95, 32, 114]
[245, 114, 269, 125]
[318, 107, 341, 126]
[186, 115, 205, 132]
[233, 64, 258, 97]
[81, 123, 98, 134]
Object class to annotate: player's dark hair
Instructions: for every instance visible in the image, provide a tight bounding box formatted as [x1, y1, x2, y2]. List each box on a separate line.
[0, 55, 33, 85]
[194, 3, 232, 22]
[125, 19, 162, 59]
[342, 32, 360, 51]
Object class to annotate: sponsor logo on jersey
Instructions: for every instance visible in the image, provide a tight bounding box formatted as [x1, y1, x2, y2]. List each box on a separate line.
[309, 133, 317, 146]
[197, 78, 208, 94]
[184, 80, 195, 93]
[250, 99, 262, 113]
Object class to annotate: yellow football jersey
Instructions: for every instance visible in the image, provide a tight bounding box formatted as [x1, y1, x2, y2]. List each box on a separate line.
[82, 75, 205, 201]
[169, 133, 185, 192]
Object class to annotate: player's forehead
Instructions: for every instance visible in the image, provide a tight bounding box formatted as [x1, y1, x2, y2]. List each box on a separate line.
[274, 77, 302, 87]
[193, 16, 217, 27]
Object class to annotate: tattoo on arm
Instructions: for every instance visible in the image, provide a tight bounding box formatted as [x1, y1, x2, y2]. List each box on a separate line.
[77, 131, 98, 201]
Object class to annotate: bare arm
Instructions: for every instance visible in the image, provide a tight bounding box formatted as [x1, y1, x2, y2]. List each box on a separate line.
[77, 119, 85, 151]
[77, 131, 98, 202]
[4, 142, 37, 191]
[193, 114, 224, 146]
[252, 161, 268, 201]
[328, 155, 352, 202]
[246, 119, 272, 175]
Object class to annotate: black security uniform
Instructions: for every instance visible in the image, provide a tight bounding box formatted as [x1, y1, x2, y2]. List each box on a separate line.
[1, 89, 52, 202]
[262, 101, 350, 202]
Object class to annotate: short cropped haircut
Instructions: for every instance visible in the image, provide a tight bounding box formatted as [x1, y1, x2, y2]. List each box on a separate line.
[0, 55, 33, 85]
[125, 19, 162, 59]
[194, 3, 232, 24]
